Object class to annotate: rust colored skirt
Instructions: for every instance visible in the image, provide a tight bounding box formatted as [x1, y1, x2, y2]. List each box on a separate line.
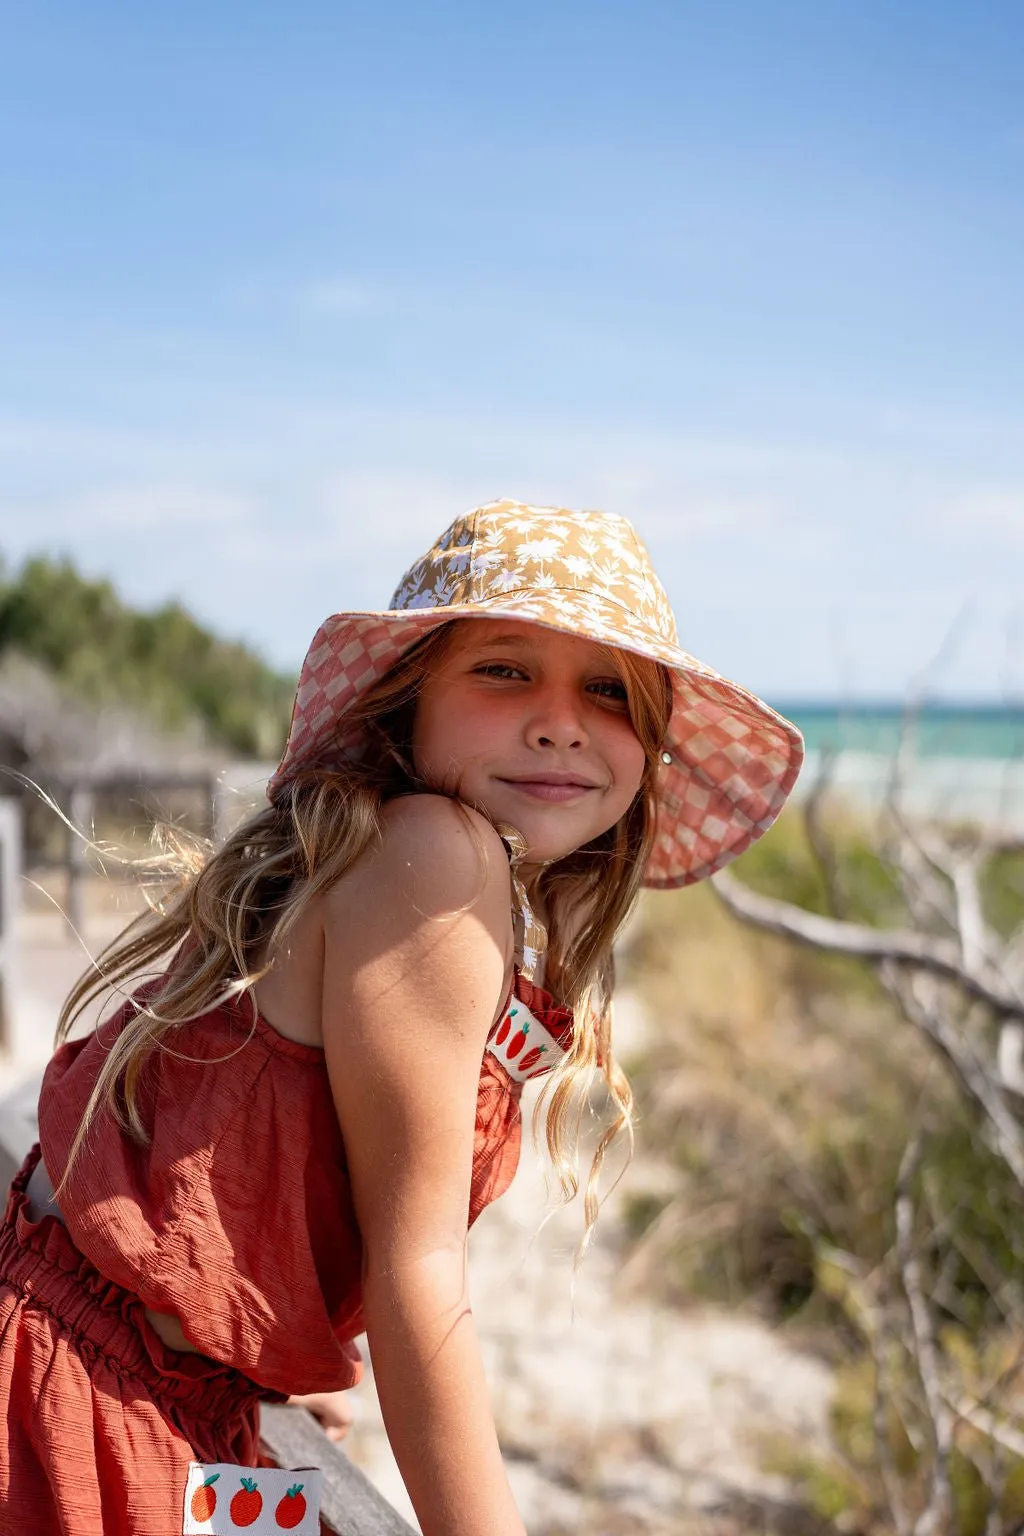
[0, 1149, 270, 1535]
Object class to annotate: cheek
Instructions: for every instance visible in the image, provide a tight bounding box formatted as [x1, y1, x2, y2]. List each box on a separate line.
[612, 728, 647, 799]
[411, 692, 492, 781]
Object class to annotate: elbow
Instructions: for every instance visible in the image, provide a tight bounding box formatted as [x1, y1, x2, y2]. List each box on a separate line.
[361, 1240, 472, 1335]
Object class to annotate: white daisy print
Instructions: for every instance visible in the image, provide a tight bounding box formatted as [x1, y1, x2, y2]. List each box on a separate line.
[518, 537, 564, 561]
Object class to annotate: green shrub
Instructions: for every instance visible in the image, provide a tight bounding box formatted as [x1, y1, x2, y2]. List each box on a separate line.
[0, 555, 295, 757]
[622, 805, 1024, 1531]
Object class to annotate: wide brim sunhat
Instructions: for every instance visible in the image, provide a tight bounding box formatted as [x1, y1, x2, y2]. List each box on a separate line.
[268, 500, 804, 888]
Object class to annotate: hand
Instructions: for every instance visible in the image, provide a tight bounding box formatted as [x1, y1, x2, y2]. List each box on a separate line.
[286, 1389, 355, 1442]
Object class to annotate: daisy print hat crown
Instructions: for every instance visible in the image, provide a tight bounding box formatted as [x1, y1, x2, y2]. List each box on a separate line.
[268, 499, 804, 888]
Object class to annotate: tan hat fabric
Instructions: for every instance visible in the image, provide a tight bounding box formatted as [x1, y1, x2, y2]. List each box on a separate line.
[268, 500, 804, 888]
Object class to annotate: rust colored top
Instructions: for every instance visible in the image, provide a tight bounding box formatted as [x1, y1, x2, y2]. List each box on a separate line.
[37, 974, 573, 1397]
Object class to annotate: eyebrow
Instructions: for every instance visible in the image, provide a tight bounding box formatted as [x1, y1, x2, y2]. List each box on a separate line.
[472, 632, 544, 650]
[468, 631, 624, 671]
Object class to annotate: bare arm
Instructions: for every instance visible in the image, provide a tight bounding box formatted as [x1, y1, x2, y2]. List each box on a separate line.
[321, 795, 525, 1536]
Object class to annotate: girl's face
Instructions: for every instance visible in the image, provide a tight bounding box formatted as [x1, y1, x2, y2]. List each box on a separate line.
[411, 620, 648, 869]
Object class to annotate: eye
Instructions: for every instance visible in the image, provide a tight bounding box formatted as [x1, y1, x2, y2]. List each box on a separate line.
[472, 661, 529, 681]
[587, 678, 630, 706]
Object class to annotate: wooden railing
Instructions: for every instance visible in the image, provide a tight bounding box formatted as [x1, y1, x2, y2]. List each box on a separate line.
[0, 798, 21, 1057]
[260, 1405, 415, 1535]
[33, 766, 273, 933]
[0, 1076, 415, 1536]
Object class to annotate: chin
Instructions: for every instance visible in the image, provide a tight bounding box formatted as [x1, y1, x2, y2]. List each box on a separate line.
[517, 828, 596, 866]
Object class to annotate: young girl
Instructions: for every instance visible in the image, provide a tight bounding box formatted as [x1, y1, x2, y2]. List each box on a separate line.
[0, 500, 802, 1536]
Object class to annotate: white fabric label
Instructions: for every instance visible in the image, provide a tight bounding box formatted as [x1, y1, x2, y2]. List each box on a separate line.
[486, 997, 569, 1084]
[183, 1462, 322, 1534]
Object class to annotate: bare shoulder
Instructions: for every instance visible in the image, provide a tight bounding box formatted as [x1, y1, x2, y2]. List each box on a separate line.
[325, 793, 513, 929]
[379, 793, 510, 882]
[321, 794, 514, 1039]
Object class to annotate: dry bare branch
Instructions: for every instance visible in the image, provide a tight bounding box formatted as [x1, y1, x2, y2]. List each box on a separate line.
[982, 830, 1024, 858]
[872, 1297, 912, 1536]
[887, 836, 958, 937]
[998, 1022, 1024, 1096]
[887, 970, 1024, 1189]
[895, 1138, 954, 1536]
[942, 852, 984, 944]
[915, 834, 997, 979]
[948, 1392, 1024, 1458]
[709, 790, 1024, 1533]
[712, 868, 1024, 1020]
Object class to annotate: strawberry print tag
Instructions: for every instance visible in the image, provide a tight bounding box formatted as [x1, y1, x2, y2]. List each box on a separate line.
[183, 1462, 322, 1534]
[487, 997, 569, 1084]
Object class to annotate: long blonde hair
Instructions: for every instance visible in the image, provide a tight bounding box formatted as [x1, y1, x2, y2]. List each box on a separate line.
[56, 622, 673, 1233]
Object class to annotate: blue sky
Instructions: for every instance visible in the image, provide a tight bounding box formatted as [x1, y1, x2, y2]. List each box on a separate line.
[1, 1, 1022, 701]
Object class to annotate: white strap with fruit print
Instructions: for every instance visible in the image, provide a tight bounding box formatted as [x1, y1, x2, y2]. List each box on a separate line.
[486, 997, 569, 1085]
[183, 1462, 322, 1534]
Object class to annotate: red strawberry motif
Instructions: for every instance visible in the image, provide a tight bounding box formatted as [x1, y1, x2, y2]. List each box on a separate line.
[275, 1482, 307, 1528]
[190, 1473, 219, 1522]
[230, 1477, 263, 1527]
[494, 1009, 514, 1046]
[507, 1019, 530, 1059]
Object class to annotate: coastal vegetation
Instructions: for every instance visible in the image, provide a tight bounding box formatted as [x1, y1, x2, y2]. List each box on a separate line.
[623, 804, 1024, 1534]
[0, 553, 294, 760]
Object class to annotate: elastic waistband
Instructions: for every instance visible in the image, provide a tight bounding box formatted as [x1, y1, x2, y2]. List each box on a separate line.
[0, 1146, 273, 1420]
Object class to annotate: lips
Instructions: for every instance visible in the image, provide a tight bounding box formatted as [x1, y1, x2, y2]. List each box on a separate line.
[501, 773, 599, 789]
[497, 773, 601, 803]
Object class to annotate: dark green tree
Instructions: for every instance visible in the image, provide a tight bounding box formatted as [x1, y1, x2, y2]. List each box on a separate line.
[0, 556, 294, 758]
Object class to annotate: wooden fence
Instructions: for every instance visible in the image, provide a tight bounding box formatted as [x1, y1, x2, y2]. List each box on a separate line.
[0, 797, 20, 1057]
[37, 765, 274, 932]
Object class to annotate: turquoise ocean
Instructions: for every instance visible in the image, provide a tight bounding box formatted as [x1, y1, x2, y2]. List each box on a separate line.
[769, 704, 1024, 830]
[777, 704, 1024, 761]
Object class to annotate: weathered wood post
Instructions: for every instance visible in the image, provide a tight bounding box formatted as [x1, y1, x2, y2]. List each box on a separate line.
[212, 761, 274, 843]
[66, 781, 94, 936]
[0, 797, 22, 1057]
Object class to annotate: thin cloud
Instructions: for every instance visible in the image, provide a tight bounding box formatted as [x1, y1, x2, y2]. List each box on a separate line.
[938, 487, 1024, 549]
[319, 468, 512, 534]
[298, 279, 390, 317]
[1, 407, 1016, 697]
[315, 462, 807, 553]
[46, 483, 257, 536]
[0, 415, 173, 470]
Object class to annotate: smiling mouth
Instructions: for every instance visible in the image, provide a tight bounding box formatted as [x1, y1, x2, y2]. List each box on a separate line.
[498, 775, 600, 802]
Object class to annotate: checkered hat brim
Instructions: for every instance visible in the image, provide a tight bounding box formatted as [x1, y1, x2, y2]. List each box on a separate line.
[268, 506, 804, 888]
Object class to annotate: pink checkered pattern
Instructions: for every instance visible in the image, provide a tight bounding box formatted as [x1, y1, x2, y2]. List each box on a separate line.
[267, 501, 804, 889]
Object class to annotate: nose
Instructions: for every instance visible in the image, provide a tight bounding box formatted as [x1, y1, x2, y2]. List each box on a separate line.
[525, 686, 589, 751]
